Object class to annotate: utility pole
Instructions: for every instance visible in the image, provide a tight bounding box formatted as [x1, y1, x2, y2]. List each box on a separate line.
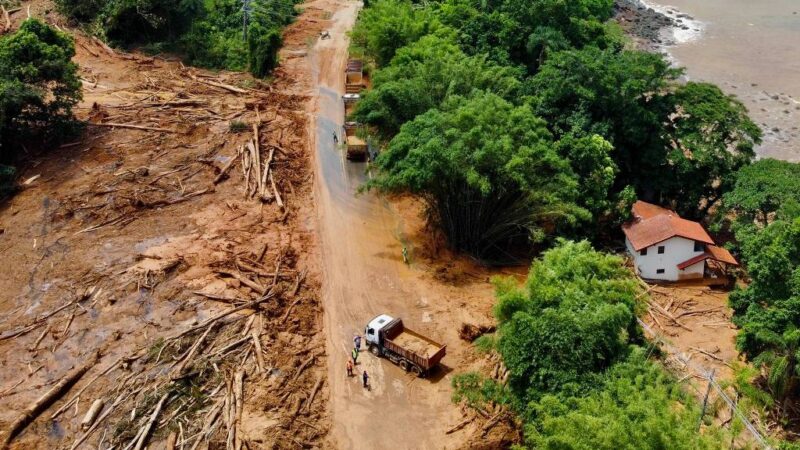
[242, 0, 252, 41]
[698, 369, 716, 431]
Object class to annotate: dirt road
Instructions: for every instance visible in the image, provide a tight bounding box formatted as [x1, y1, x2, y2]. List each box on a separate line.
[308, 2, 500, 448]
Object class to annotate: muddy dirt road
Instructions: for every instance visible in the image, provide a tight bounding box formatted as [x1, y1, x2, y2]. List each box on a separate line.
[309, 2, 501, 449]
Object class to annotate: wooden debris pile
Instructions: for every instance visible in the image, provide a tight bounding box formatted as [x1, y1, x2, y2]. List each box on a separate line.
[1, 257, 327, 449]
[54, 62, 310, 233]
[447, 352, 520, 447]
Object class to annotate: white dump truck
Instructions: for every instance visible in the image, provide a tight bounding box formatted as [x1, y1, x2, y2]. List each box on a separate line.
[364, 314, 446, 377]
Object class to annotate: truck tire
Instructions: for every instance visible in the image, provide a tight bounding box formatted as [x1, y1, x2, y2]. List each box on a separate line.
[399, 360, 410, 372]
[410, 365, 423, 377]
[369, 345, 381, 357]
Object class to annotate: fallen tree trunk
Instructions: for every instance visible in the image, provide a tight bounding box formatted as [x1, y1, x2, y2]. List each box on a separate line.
[133, 393, 169, 450]
[88, 122, 182, 133]
[2, 352, 98, 447]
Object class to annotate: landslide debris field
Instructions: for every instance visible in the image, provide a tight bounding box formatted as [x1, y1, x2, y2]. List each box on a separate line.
[0, 1, 333, 448]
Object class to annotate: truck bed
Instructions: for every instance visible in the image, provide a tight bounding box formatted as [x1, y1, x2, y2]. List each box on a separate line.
[382, 319, 446, 371]
[389, 330, 441, 360]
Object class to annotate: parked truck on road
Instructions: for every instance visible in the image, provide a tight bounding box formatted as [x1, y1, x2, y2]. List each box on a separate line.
[364, 314, 446, 377]
[343, 122, 368, 160]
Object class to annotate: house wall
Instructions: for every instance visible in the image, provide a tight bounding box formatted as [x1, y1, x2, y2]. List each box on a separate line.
[626, 236, 705, 281]
[678, 261, 706, 280]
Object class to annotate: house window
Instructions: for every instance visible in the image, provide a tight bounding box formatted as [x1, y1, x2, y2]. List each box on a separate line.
[640, 248, 647, 256]
[656, 269, 665, 274]
[694, 241, 704, 252]
[657, 245, 665, 254]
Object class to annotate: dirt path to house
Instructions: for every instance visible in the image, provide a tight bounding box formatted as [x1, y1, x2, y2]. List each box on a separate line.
[307, 3, 509, 448]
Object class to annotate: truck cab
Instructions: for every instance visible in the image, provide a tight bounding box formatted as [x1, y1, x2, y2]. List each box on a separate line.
[365, 314, 394, 347]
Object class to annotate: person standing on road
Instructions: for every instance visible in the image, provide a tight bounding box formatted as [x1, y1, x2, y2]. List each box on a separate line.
[333, 131, 338, 144]
[351, 347, 359, 365]
[402, 246, 409, 264]
[362, 370, 369, 389]
[353, 334, 362, 351]
[346, 359, 353, 377]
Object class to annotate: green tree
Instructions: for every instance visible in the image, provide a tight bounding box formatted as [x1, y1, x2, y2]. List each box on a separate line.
[661, 82, 761, 216]
[724, 159, 800, 228]
[349, 0, 440, 66]
[729, 211, 800, 415]
[367, 94, 587, 262]
[531, 48, 758, 218]
[0, 19, 82, 160]
[529, 47, 678, 198]
[351, 32, 523, 136]
[526, 349, 726, 450]
[437, 0, 621, 73]
[554, 133, 618, 224]
[494, 240, 639, 397]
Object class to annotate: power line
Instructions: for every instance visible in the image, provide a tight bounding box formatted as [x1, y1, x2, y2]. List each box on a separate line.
[637, 318, 772, 449]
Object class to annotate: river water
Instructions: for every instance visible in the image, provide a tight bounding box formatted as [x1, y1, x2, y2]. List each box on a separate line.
[644, 0, 800, 161]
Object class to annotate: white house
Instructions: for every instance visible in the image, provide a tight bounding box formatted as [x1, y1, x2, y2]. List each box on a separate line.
[622, 201, 738, 282]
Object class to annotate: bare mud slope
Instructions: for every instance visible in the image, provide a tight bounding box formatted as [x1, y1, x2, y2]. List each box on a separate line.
[0, 0, 335, 448]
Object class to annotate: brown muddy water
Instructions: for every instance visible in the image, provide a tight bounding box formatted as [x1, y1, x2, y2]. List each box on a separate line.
[646, 0, 800, 161]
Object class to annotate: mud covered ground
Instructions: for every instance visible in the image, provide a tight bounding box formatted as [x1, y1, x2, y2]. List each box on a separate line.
[0, 0, 334, 448]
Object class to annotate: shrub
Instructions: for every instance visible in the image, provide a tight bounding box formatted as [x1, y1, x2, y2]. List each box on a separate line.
[0, 19, 82, 160]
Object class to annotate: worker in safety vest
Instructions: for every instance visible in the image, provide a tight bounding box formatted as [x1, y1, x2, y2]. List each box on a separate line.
[351, 347, 359, 365]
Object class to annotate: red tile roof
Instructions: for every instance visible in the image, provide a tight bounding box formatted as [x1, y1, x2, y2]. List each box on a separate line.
[623, 201, 714, 251]
[707, 244, 739, 266]
[676, 253, 710, 270]
[676, 245, 739, 270]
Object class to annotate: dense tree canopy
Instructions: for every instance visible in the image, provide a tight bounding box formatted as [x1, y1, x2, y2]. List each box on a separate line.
[730, 214, 800, 412]
[724, 159, 800, 228]
[453, 241, 728, 448]
[352, 32, 523, 136]
[529, 49, 758, 217]
[494, 240, 638, 396]
[55, 0, 295, 77]
[661, 82, 762, 215]
[367, 94, 587, 262]
[527, 349, 726, 450]
[721, 160, 800, 417]
[349, 0, 440, 66]
[436, 0, 621, 73]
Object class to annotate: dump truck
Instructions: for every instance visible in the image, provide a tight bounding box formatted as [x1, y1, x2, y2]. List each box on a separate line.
[364, 314, 446, 377]
[345, 59, 365, 94]
[343, 122, 367, 160]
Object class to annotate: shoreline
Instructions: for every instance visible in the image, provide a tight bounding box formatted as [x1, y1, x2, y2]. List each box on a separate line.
[614, 0, 800, 161]
[614, 0, 703, 53]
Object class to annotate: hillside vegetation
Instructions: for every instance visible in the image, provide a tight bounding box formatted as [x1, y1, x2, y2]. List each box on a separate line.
[354, 0, 760, 263]
[55, 0, 298, 76]
[454, 241, 729, 449]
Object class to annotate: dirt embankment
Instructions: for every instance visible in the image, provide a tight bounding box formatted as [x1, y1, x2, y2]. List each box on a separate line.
[0, 1, 335, 448]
